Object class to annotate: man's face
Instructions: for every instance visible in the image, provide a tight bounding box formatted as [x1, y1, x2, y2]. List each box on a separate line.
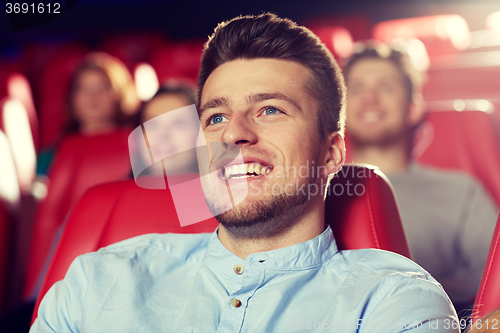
[345, 58, 413, 147]
[142, 94, 198, 175]
[198, 58, 329, 238]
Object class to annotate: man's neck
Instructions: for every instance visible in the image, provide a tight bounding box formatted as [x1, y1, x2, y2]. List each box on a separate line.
[217, 199, 325, 260]
[351, 141, 410, 174]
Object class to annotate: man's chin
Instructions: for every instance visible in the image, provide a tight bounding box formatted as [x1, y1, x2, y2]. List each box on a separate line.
[213, 192, 309, 240]
[348, 130, 406, 147]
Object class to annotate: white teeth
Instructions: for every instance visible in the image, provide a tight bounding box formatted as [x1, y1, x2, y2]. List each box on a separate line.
[362, 111, 380, 123]
[223, 162, 272, 180]
[254, 164, 261, 175]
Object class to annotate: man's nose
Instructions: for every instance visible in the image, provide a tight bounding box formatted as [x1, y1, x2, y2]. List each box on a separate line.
[221, 114, 258, 146]
[361, 88, 378, 104]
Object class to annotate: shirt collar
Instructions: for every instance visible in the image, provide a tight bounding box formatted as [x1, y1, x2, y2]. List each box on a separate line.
[203, 226, 339, 276]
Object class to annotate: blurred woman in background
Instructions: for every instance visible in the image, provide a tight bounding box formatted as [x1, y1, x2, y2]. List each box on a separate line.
[37, 51, 139, 174]
[5, 51, 140, 333]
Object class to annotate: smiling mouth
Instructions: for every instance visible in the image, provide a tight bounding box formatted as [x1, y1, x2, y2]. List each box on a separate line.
[360, 110, 384, 123]
[222, 162, 273, 180]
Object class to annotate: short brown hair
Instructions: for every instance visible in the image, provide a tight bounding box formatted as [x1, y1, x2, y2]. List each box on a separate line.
[197, 13, 346, 138]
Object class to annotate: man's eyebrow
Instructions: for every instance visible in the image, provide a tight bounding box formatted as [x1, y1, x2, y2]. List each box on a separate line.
[199, 96, 231, 116]
[248, 93, 302, 112]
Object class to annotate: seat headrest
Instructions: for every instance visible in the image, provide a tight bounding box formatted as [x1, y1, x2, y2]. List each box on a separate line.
[473, 215, 500, 321]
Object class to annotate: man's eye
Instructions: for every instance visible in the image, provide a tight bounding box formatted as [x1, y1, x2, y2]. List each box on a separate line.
[263, 107, 281, 115]
[209, 114, 228, 125]
[348, 86, 363, 95]
[380, 85, 394, 93]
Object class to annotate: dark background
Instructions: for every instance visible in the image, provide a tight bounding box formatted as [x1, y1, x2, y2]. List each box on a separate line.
[1, 0, 500, 44]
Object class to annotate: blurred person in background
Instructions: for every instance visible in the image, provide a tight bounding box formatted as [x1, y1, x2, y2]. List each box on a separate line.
[0, 52, 140, 333]
[132, 84, 199, 180]
[37, 51, 139, 175]
[343, 41, 498, 311]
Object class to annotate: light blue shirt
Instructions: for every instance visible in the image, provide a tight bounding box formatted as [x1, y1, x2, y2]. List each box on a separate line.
[31, 227, 459, 332]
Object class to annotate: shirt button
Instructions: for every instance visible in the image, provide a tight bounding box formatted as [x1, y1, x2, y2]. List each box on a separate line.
[233, 264, 244, 275]
[231, 299, 242, 308]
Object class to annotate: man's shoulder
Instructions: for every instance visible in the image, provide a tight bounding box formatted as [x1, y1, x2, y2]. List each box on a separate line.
[388, 163, 487, 200]
[325, 248, 453, 317]
[83, 232, 214, 266]
[332, 248, 438, 285]
[409, 163, 482, 188]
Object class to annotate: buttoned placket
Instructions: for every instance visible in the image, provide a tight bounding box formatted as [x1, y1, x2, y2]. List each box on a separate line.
[216, 259, 266, 333]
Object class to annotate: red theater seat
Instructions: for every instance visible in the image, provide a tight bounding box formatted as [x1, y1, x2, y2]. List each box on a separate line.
[302, 14, 372, 41]
[373, 15, 471, 56]
[31, 164, 410, 322]
[472, 214, 500, 322]
[151, 40, 204, 85]
[424, 58, 500, 102]
[99, 33, 165, 72]
[0, 204, 12, 315]
[36, 44, 87, 149]
[307, 26, 354, 59]
[415, 109, 500, 206]
[24, 129, 132, 298]
[0, 130, 18, 315]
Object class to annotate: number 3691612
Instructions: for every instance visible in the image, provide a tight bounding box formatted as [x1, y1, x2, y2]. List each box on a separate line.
[5, 3, 61, 14]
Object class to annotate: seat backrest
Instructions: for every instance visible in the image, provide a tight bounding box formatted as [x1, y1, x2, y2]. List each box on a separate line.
[31, 164, 410, 322]
[415, 110, 500, 206]
[372, 15, 471, 56]
[99, 32, 165, 70]
[0, 130, 18, 315]
[0, 203, 12, 316]
[151, 40, 204, 85]
[306, 26, 354, 58]
[302, 14, 373, 41]
[473, 214, 500, 322]
[36, 44, 87, 149]
[24, 129, 132, 298]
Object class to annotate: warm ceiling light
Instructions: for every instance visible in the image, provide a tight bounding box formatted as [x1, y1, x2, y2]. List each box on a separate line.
[0, 130, 20, 208]
[331, 28, 354, 58]
[405, 38, 430, 72]
[3, 98, 36, 193]
[486, 11, 500, 30]
[135, 63, 160, 102]
[308, 26, 354, 58]
[373, 15, 471, 52]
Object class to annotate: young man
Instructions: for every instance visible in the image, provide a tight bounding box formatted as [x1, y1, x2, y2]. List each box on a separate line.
[31, 14, 458, 332]
[344, 43, 498, 308]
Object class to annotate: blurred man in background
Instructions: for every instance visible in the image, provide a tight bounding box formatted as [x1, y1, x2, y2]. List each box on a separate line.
[343, 42, 498, 310]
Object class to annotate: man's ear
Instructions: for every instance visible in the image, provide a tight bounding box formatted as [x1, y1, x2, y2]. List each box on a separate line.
[408, 93, 426, 126]
[323, 132, 345, 177]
